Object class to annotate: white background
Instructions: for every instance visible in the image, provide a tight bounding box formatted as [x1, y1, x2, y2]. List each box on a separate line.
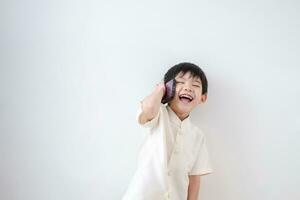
[1, 0, 299, 199]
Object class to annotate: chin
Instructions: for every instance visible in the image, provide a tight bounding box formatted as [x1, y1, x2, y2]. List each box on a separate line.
[179, 105, 193, 113]
[172, 100, 194, 113]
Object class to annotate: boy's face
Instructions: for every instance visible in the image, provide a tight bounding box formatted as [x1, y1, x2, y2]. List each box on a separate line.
[168, 71, 207, 120]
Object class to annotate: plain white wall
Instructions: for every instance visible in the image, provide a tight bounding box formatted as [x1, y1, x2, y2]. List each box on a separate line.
[1, 0, 299, 199]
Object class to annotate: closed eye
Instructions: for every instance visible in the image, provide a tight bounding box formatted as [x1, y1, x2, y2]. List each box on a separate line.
[176, 81, 200, 87]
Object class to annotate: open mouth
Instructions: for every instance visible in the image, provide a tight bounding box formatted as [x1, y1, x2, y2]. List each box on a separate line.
[179, 94, 194, 104]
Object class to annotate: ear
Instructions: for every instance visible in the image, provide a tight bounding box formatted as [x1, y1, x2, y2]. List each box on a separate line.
[199, 94, 207, 104]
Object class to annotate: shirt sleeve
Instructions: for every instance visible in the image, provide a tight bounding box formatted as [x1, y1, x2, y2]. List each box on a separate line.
[188, 135, 213, 176]
[136, 101, 160, 130]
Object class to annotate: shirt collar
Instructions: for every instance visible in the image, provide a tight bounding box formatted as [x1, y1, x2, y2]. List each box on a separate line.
[166, 105, 191, 130]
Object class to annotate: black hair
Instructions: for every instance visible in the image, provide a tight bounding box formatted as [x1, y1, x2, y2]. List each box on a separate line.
[163, 62, 208, 95]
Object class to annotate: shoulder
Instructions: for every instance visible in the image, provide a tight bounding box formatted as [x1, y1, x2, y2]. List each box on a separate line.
[136, 103, 167, 129]
[157, 103, 168, 117]
[188, 121, 206, 141]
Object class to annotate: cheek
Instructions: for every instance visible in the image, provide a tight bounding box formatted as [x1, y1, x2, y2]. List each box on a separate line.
[194, 94, 202, 103]
[175, 87, 181, 95]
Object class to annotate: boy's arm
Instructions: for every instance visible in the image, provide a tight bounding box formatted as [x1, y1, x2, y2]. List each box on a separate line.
[138, 81, 165, 125]
[187, 175, 200, 200]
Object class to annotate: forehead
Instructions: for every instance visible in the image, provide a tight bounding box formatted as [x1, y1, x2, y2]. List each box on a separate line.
[175, 71, 201, 82]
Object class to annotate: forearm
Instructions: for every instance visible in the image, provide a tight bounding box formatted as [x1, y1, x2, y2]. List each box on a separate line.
[140, 82, 165, 119]
[187, 175, 200, 200]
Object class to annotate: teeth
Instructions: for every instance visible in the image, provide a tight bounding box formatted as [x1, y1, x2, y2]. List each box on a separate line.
[179, 94, 193, 100]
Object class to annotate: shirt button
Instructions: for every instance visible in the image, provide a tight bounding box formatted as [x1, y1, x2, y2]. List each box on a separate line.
[174, 148, 180, 154]
[164, 191, 170, 199]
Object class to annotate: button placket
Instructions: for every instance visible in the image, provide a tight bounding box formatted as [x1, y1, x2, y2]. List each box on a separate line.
[175, 129, 182, 140]
[174, 129, 183, 150]
[167, 131, 182, 175]
[178, 128, 183, 135]
[174, 147, 181, 154]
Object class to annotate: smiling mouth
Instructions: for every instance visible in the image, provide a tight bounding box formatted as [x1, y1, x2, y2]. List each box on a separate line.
[179, 94, 193, 103]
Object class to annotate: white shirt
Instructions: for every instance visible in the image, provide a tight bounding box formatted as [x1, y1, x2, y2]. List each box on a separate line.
[122, 103, 213, 200]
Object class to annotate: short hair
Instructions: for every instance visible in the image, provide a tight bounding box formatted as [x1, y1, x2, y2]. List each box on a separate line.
[163, 62, 208, 95]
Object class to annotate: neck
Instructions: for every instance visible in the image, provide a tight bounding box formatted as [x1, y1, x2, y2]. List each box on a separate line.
[177, 112, 189, 121]
[168, 103, 190, 121]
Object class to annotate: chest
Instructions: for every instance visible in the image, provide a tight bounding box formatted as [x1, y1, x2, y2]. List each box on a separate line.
[165, 126, 198, 173]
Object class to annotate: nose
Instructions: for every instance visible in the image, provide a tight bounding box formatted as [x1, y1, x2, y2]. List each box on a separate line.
[183, 84, 193, 92]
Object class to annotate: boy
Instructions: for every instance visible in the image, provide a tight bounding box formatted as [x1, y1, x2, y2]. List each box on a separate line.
[122, 62, 213, 200]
